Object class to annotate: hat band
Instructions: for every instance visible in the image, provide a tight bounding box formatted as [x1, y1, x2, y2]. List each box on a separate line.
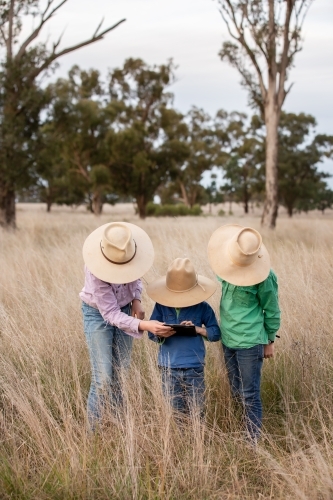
[100, 240, 137, 265]
[166, 274, 206, 293]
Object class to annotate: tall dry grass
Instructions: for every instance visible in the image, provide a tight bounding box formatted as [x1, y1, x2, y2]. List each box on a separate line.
[1, 205, 333, 499]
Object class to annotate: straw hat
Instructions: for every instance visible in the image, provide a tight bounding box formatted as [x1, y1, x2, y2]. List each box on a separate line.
[207, 224, 270, 286]
[147, 258, 217, 307]
[82, 222, 154, 284]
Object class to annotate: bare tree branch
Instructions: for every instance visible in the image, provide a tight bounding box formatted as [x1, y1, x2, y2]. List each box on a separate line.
[0, 25, 8, 45]
[220, 2, 267, 101]
[16, 0, 68, 60]
[7, 0, 15, 60]
[267, 0, 277, 86]
[244, 2, 269, 62]
[284, 81, 294, 100]
[277, 0, 293, 107]
[93, 16, 105, 39]
[27, 18, 126, 83]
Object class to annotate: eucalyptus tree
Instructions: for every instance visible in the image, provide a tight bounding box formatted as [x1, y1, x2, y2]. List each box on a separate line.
[36, 120, 88, 212]
[221, 114, 264, 213]
[311, 184, 333, 215]
[159, 107, 232, 208]
[107, 58, 177, 218]
[277, 112, 333, 217]
[218, 0, 313, 228]
[43, 66, 114, 215]
[0, 0, 125, 228]
[177, 107, 219, 208]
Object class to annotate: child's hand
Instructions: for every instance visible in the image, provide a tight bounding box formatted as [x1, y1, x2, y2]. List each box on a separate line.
[181, 321, 207, 337]
[139, 320, 175, 336]
[264, 343, 274, 358]
[131, 299, 145, 320]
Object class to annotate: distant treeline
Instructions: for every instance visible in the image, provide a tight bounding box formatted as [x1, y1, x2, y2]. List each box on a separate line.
[4, 59, 333, 219]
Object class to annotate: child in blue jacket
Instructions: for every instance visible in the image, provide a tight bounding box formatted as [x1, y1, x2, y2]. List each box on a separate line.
[147, 258, 220, 417]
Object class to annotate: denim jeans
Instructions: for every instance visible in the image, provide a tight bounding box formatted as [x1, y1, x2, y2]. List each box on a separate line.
[222, 344, 264, 440]
[160, 366, 205, 417]
[81, 301, 133, 428]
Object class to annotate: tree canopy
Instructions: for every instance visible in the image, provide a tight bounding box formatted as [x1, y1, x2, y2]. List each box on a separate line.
[0, 0, 125, 228]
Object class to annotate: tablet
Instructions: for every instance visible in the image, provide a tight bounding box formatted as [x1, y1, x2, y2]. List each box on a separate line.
[164, 324, 197, 337]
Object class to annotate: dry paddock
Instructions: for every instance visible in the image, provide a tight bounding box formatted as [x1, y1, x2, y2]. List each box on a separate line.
[0, 203, 333, 499]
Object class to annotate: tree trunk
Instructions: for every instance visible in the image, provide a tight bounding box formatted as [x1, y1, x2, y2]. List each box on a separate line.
[261, 102, 279, 228]
[0, 184, 16, 229]
[46, 190, 52, 212]
[92, 191, 103, 215]
[287, 205, 293, 217]
[189, 189, 197, 209]
[179, 181, 190, 208]
[136, 195, 146, 219]
[243, 186, 249, 214]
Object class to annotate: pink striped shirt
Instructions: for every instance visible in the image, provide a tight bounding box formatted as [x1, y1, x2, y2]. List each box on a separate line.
[79, 266, 143, 338]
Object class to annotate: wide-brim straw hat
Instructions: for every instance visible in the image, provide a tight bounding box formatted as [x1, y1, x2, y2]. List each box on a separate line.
[82, 222, 154, 284]
[207, 224, 270, 286]
[147, 258, 217, 307]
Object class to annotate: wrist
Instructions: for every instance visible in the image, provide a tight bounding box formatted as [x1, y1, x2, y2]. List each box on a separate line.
[196, 327, 207, 337]
[139, 320, 148, 330]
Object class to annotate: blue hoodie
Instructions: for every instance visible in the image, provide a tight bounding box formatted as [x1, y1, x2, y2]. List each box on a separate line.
[148, 302, 220, 368]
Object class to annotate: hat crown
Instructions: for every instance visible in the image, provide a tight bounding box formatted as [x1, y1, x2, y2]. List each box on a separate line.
[228, 227, 262, 267]
[166, 258, 197, 292]
[101, 223, 136, 264]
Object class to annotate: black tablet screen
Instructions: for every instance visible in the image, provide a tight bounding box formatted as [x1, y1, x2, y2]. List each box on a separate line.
[164, 324, 197, 337]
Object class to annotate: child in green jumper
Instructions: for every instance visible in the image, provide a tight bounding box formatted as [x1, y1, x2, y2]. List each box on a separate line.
[208, 224, 281, 440]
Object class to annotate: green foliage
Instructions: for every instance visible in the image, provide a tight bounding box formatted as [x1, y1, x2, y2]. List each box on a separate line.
[108, 58, 178, 218]
[218, 111, 333, 217]
[146, 203, 202, 217]
[40, 68, 115, 213]
[159, 107, 229, 208]
[221, 114, 264, 214]
[0, 1, 125, 227]
[277, 112, 333, 216]
[90, 165, 112, 187]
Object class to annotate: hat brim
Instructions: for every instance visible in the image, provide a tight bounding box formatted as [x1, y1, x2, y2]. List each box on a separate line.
[147, 274, 217, 307]
[83, 222, 154, 284]
[207, 224, 270, 286]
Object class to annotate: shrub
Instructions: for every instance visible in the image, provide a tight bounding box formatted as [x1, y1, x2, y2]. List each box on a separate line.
[146, 203, 202, 217]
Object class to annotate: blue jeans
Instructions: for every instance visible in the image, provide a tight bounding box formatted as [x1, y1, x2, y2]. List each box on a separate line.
[160, 366, 205, 417]
[81, 302, 133, 428]
[222, 344, 264, 440]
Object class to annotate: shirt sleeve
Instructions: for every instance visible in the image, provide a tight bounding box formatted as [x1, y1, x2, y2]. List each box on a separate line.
[257, 270, 281, 341]
[202, 303, 221, 342]
[134, 280, 143, 301]
[90, 274, 142, 338]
